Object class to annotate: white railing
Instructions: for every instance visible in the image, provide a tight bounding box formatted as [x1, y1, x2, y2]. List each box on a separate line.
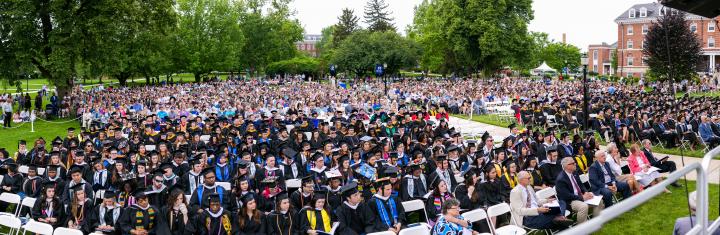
[559, 147, 717, 235]
[699, 146, 720, 234]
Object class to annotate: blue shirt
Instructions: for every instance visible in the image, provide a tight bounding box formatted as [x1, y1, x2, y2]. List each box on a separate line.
[433, 215, 471, 235]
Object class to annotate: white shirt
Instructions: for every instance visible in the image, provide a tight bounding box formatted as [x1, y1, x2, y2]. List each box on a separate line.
[521, 186, 538, 209]
[566, 172, 581, 195]
[604, 153, 623, 176]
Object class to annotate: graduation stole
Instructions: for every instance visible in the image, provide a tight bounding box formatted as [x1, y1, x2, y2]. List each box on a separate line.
[135, 207, 156, 230]
[215, 165, 229, 181]
[307, 209, 331, 232]
[375, 197, 398, 227]
[433, 193, 451, 211]
[575, 155, 588, 173]
[204, 212, 231, 235]
[503, 172, 518, 188]
[494, 163, 503, 178]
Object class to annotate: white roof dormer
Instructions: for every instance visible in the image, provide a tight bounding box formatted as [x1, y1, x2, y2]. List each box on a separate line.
[629, 8, 636, 18]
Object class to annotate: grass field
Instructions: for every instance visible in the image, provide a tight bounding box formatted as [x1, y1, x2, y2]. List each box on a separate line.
[596, 181, 719, 234]
[0, 117, 80, 154]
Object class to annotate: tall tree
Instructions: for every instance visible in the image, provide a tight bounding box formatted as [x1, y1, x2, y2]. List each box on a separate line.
[409, 0, 533, 76]
[334, 8, 360, 44]
[643, 11, 701, 89]
[364, 0, 396, 32]
[176, 0, 244, 82]
[542, 42, 582, 76]
[331, 30, 419, 77]
[238, 0, 303, 76]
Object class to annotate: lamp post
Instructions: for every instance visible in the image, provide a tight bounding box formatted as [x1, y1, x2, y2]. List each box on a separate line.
[383, 63, 388, 97]
[581, 53, 590, 131]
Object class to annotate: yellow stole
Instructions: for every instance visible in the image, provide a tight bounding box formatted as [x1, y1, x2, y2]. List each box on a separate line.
[575, 155, 588, 173]
[307, 209, 331, 232]
[494, 163, 502, 178]
[503, 172, 517, 188]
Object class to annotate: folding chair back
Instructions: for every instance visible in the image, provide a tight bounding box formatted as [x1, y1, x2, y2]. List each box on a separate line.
[487, 203, 526, 235]
[216, 182, 231, 191]
[535, 187, 556, 200]
[53, 227, 85, 235]
[401, 199, 429, 221]
[367, 231, 396, 235]
[0, 215, 21, 235]
[22, 219, 54, 235]
[398, 223, 431, 235]
[461, 208, 489, 223]
[17, 196, 37, 217]
[285, 179, 301, 189]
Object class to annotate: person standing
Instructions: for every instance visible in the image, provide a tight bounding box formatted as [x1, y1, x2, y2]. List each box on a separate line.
[2, 98, 12, 128]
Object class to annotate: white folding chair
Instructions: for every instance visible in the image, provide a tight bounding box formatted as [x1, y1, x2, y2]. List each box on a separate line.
[0, 193, 21, 217]
[95, 189, 106, 200]
[398, 222, 431, 235]
[401, 199, 429, 222]
[200, 135, 211, 142]
[329, 222, 339, 235]
[216, 182, 231, 191]
[52, 227, 84, 235]
[185, 195, 191, 202]
[285, 179, 301, 189]
[37, 168, 45, 175]
[18, 166, 28, 175]
[144, 145, 157, 151]
[487, 203, 526, 235]
[0, 214, 20, 235]
[16, 197, 36, 217]
[461, 208, 493, 235]
[535, 187, 556, 200]
[21, 219, 54, 235]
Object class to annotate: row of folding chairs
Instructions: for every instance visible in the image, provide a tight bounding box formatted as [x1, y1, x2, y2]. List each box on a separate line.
[0, 215, 86, 235]
[367, 223, 432, 235]
[0, 193, 36, 219]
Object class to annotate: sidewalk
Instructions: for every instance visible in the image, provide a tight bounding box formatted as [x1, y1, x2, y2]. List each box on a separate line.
[447, 116, 720, 184]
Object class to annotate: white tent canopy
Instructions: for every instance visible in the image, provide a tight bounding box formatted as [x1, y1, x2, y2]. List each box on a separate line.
[533, 62, 556, 72]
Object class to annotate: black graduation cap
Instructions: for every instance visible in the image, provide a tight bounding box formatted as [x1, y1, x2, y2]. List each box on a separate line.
[188, 158, 202, 166]
[104, 190, 117, 199]
[466, 140, 477, 147]
[28, 164, 38, 172]
[133, 188, 149, 198]
[429, 174, 443, 189]
[382, 167, 399, 178]
[447, 145, 459, 153]
[546, 146, 558, 154]
[282, 148, 298, 159]
[46, 164, 59, 172]
[494, 147, 506, 155]
[261, 176, 280, 186]
[340, 181, 359, 198]
[236, 159, 250, 169]
[159, 162, 174, 170]
[69, 183, 85, 191]
[583, 130, 596, 137]
[52, 136, 63, 145]
[311, 152, 324, 161]
[240, 193, 256, 204]
[18, 140, 26, 146]
[275, 192, 289, 202]
[300, 175, 314, 184]
[374, 177, 392, 188]
[201, 167, 215, 176]
[42, 181, 57, 189]
[481, 132, 491, 142]
[314, 189, 327, 199]
[68, 165, 83, 175]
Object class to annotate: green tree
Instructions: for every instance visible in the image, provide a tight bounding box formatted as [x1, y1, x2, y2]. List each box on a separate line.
[176, 0, 244, 82]
[332, 30, 419, 77]
[239, 0, 303, 76]
[611, 48, 618, 75]
[364, 0, 396, 32]
[643, 11, 701, 90]
[266, 56, 321, 78]
[542, 42, 581, 76]
[511, 32, 550, 72]
[409, 0, 534, 77]
[334, 8, 360, 44]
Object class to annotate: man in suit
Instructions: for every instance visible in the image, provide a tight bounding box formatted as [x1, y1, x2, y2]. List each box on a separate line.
[641, 139, 679, 177]
[699, 116, 720, 148]
[510, 171, 572, 229]
[652, 116, 679, 148]
[555, 157, 604, 223]
[588, 150, 631, 207]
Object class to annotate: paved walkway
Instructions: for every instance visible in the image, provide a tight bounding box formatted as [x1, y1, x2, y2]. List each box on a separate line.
[447, 116, 720, 184]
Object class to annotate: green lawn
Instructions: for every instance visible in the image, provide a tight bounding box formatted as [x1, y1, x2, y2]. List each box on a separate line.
[452, 114, 522, 129]
[597, 181, 719, 234]
[0, 117, 80, 154]
[676, 91, 720, 99]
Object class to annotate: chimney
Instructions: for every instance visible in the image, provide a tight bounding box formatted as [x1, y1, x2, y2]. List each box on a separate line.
[562, 33, 566, 44]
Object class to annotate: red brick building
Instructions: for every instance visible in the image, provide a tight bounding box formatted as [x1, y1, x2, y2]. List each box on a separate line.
[613, 2, 720, 78]
[295, 34, 322, 57]
[587, 42, 616, 75]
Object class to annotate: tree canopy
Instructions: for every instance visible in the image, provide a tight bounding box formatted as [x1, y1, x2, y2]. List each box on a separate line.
[364, 0, 396, 32]
[643, 11, 701, 84]
[331, 30, 420, 77]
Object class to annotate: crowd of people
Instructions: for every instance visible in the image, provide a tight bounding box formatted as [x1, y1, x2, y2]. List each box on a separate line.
[0, 77, 713, 235]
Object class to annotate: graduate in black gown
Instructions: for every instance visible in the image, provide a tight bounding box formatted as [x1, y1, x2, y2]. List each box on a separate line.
[186, 193, 234, 235]
[146, 173, 169, 208]
[32, 181, 65, 228]
[64, 183, 94, 233]
[234, 193, 265, 235]
[189, 167, 236, 214]
[88, 191, 123, 235]
[119, 189, 160, 235]
[21, 164, 43, 198]
[62, 166, 95, 204]
[399, 163, 428, 201]
[180, 158, 204, 195]
[298, 189, 335, 235]
[334, 182, 367, 235]
[477, 164, 506, 207]
[157, 186, 189, 235]
[363, 177, 407, 233]
[42, 165, 66, 200]
[264, 192, 299, 235]
[323, 171, 343, 211]
[290, 176, 315, 210]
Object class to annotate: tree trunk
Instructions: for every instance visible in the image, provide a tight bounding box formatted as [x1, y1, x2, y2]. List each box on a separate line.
[194, 73, 201, 83]
[145, 73, 151, 85]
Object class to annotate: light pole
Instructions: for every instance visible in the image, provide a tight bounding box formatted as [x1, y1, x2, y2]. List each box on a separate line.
[581, 53, 590, 131]
[383, 63, 388, 97]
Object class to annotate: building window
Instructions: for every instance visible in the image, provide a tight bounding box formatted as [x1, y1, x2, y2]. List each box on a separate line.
[627, 40, 633, 49]
[640, 7, 647, 17]
[628, 56, 634, 66]
[642, 56, 648, 65]
[641, 41, 645, 49]
[710, 37, 715, 48]
[593, 50, 598, 60]
[627, 26, 634, 35]
[642, 24, 649, 34]
[691, 23, 697, 33]
[710, 22, 716, 32]
[629, 9, 636, 18]
[659, 7, 665, 16]
[593, 65, 598, 72]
